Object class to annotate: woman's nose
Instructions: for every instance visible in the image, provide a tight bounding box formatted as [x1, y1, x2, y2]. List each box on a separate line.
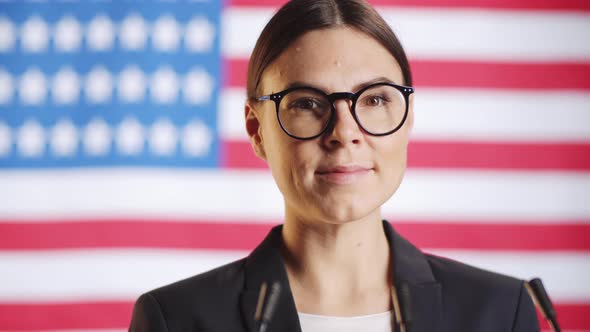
[324, 99, 363, 147]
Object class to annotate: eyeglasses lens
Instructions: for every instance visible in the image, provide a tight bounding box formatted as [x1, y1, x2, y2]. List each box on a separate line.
[356, 85, 406, 135]
[278, 88, 331, 138]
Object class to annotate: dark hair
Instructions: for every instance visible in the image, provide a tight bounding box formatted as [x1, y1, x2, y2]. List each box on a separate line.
[247, 0, 412, 100]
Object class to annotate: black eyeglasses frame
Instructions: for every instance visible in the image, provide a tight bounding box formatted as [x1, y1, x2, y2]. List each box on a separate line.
[256, 82, 414, 140]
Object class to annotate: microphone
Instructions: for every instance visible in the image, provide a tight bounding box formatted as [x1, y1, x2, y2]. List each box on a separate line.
[254, 281, 282, 332]
[391, 283, 412, 332]
[398, 283, 413, 329]
[524, 278, 562, 332]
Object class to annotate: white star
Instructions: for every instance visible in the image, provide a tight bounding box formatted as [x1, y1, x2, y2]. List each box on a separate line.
[86, 14, 114, 51]
[52, 67, 80, 104]
[0, 122, 11, 157]
[118, 65, 146, 103]
[50, 119, 78, 157]
[149, 119, 178, 156]
[17, 120, 45, 157]
[183, 68, 214, 105]
[116, 117, 145, 155]
[85, 66, 113, 104]
[119, 13, 148, 50]
[84, 118, 111, 156]
[185, 17, 215, 53]
[182, 120, 212, 157]
[21, 15, 49, 52]
[0, 68, 13, 104]
[0, 16, 16, 52]
[152, 15, 181, 52]
[150, 66, 178, 104]
[54, 15, 82, 52]
[19, 68, 47, 105]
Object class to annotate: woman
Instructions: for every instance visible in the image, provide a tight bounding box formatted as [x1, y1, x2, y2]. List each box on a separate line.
[129, 0, 540, 331]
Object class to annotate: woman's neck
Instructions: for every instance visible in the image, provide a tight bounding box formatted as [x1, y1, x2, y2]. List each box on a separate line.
[281, 211, 392, 316]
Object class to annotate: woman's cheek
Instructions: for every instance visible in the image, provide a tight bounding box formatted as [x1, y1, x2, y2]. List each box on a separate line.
[378, 140, 407, 191]
[269, 142, 307, 197]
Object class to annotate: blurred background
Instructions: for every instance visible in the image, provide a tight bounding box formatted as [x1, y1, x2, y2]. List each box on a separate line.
[0, 0, 589, 331]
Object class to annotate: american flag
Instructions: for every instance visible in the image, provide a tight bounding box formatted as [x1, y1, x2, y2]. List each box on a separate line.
[0, 0, 589, 331]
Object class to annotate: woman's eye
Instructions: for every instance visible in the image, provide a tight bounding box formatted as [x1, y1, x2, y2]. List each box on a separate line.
[293, 99, 320, 110]
[364, 96, 385, 106]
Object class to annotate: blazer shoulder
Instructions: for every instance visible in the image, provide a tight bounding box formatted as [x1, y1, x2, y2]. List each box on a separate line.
[425, 253, 523, 291]
[424, 253, 539, 331]
[131, 257, 248, 331]
[150, 257, 247, 302]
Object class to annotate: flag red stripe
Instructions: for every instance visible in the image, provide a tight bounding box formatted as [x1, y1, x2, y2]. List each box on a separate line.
[408, 140, 590, 170]
[536, 304, 590, 331]
[227, 0, 590, 11]
[0, 221, 267, 251]
[226, 59, 590, 90]
[0, 302, 586, 330]
[0, 302, 133, 330]
[1, 220, 588, 251]
[222, 139, 590, 171]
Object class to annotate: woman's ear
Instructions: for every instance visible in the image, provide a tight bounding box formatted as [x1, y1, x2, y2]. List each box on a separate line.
[245, 101, 267, 161]
[407, 94, 414, 133]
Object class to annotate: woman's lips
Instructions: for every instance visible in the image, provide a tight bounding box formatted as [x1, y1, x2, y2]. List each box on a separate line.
[315, 165, 373, 184]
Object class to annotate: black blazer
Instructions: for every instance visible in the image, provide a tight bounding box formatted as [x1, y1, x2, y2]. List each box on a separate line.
[129, 221, 540, 331]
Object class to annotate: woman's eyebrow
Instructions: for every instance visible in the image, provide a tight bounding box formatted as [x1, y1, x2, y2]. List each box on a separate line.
[282, 77, 398, 93]
[282, 81, 324, 91]
[352, 77, 396, 91]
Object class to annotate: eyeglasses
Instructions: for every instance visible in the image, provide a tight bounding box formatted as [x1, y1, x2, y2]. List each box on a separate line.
[257, 82, 414, 140]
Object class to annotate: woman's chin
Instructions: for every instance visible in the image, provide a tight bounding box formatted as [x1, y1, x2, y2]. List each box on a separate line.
[313, 202, 380, 225]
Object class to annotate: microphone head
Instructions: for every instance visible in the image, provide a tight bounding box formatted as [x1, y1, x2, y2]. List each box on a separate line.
[398, 283, 413, 325]
[262, 282, 282, 323]
[528, 278, 556, 319]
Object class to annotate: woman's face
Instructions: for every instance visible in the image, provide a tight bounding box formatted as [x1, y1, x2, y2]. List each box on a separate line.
[246, 27, 414, 225]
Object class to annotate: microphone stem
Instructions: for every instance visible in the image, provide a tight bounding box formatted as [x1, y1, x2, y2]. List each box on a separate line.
[549, 320, 561, 332]
[259, 322, 269, 332]
[390, 285, 407, 332]
[524, 280, 561, 332]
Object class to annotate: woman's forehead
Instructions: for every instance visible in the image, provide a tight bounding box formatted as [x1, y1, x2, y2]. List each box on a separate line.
[261, 27, 404, 93]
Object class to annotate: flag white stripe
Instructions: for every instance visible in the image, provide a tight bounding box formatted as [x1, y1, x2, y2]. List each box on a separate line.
[0, 249, 247, 302]
[0, 249, 587, 302]
[220, 88, 590, 141]
[427, 250, 590, 303]
[222, 7, 590, 60]
[0, 169, 588, 222]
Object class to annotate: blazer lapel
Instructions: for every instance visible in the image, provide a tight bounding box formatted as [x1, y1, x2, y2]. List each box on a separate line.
[384, 221, 443, 332]
[239, 225, 302, 332]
